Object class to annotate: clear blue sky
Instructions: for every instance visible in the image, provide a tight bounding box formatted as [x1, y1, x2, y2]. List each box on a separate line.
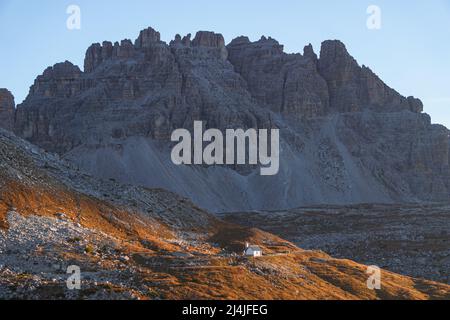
[1, 0, 449, 127]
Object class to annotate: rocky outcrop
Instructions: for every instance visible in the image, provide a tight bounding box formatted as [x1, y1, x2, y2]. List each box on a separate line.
[192, 31, 224, 48]
[15, 28, 269, 154]
[318, 40, 423, 113]
[134, 27, 161, 48]
[28, 61, 82, 98]
[191, 31, 228, 60]
[303, 44, 318, 63]
[10, 26, 450, 211]
[84, 39, 139, 72]
[0, 89, 15, 131]
[227, 36, 329, 118]
[84, 41, 112, 72]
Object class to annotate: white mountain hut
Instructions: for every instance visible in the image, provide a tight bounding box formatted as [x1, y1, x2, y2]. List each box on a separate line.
[244, 242, 262, 257]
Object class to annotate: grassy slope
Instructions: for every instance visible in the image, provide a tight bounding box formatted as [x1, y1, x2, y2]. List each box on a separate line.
[1, 129, 449, 300]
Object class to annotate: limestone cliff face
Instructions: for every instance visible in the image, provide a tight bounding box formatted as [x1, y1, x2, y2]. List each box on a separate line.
[227, 36, 329, 118]
[317, 40, 423, 114]
[14, 29, 272, 154]
[8, 27, 450, 211]
[0, 89, 15, 132]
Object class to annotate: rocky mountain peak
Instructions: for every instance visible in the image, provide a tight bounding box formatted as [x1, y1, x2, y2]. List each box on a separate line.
[227, 36, 329, 116]
[25, 61, 82, 99]
[317, 40, 424, 113]
[227, 35, 285, 57]
[84, 27, 164, 73]
[303, 43, 318, 63]
[0, 89, 15, 131]
[84, 42, 110, 72]
[182, 33, 192, 46]
[319, 40, 353, 62]
[192, 31, 225, 48]
[190, 31, 228, 60]
[228, 36, 250, 46]
[10, 27, 449, 211]
[134, 26, 161, 48]
[42, 61, 81, 78]
[170, 33, 183, 46]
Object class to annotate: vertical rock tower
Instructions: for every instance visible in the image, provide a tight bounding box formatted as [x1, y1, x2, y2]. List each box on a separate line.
[0, 89, 15, 131]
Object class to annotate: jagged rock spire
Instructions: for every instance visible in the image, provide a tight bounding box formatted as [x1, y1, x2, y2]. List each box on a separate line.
[0, 89, 14, 131]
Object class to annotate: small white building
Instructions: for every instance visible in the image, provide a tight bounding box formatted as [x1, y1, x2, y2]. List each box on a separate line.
[244, 243, 262, 257]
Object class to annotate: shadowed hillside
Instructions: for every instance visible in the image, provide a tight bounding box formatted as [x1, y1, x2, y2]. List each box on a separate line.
[1, 128, 449, 299]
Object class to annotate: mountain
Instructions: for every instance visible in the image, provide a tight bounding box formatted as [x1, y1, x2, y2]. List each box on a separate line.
[4, 26, 450, 212]
[1, 128, 449, 299]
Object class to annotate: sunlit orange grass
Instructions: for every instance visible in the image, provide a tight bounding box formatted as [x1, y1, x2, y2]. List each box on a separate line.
[2, 173, 450, 300]
[141, 251, 450, 300]
[0, 177, 175, 252]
